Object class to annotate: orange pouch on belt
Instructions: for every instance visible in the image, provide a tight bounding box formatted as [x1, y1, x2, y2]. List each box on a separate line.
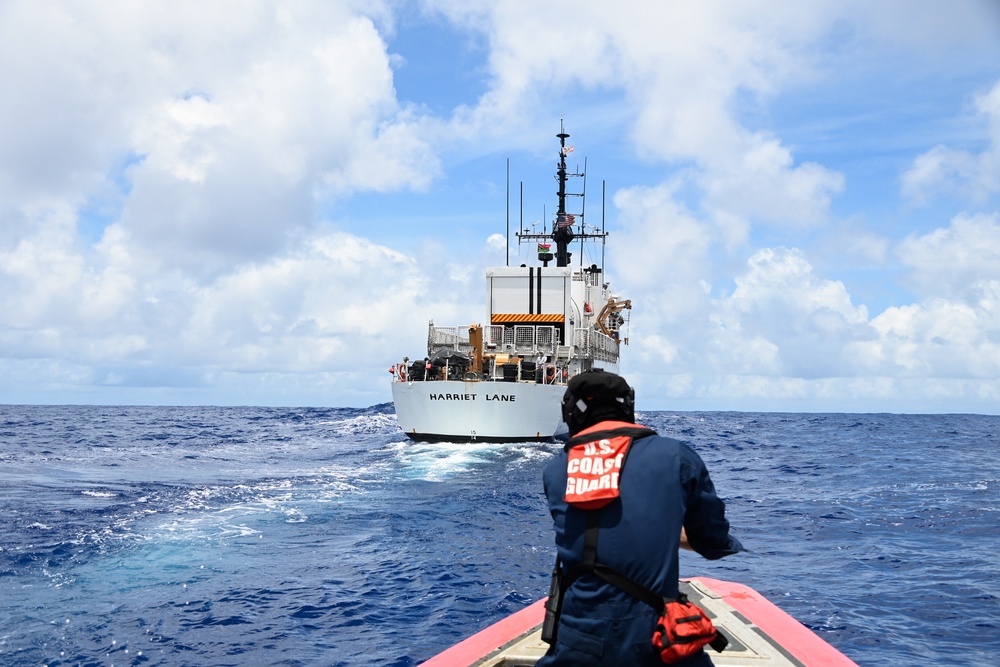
[652, 594, 727, 662]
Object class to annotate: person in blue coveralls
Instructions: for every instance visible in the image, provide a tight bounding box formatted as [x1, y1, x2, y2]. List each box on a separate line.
[539, 370, 743, 666]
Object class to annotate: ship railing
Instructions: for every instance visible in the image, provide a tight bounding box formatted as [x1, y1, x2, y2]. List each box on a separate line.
[483, 324, 560, 356]
[572, 269, 605, 288]
[428, 323, 562, 358]
[427, 325, 475, 357]
[571, 327, 620, 362]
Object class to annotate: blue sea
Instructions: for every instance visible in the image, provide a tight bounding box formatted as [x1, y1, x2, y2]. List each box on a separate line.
[1, 405, 997, 666]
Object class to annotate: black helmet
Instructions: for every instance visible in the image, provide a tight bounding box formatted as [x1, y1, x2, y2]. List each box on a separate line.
[561, 370, 635, 435]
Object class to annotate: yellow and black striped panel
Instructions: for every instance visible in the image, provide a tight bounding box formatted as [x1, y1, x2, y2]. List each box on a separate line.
[491, 313, 565, 324]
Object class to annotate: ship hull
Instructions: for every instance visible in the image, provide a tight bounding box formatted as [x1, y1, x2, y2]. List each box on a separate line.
[392, 380, 565, 442]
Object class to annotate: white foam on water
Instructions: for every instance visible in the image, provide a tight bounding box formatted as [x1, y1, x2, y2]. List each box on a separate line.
[323, 412, 401, 437]
[150, 480, 349, 541]
[388, 439, 550, 482]
[80, 490, 117, 498]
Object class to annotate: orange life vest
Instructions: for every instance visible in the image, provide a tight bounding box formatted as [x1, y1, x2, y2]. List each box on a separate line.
[563, 421, 655, 510]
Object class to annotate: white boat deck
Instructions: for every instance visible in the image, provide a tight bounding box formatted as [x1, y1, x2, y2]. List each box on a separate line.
[421, 578, 857, 667]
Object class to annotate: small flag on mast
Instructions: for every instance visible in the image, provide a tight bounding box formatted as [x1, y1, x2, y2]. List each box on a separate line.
[556, 213, 576, 228]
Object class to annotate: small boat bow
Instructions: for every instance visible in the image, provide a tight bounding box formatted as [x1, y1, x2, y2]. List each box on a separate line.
[420, 577, 858, 666]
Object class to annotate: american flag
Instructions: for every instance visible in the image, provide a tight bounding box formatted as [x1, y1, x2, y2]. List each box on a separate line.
[556, 213, 576, 228]
[561, 146, 574, 156]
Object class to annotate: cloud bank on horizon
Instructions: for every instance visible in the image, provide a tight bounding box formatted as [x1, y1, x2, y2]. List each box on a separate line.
[2, 0, 999, 412]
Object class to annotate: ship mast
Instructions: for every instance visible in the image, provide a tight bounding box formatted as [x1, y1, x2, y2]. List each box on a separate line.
[553, 129, 574, 267]
[516, 122, 607, 269]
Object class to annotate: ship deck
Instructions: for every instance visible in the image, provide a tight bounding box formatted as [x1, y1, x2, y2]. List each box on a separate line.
[420, 577, 857, 667]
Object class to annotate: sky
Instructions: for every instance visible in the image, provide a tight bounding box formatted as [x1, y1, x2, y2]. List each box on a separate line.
[2, 0, 1000, 414]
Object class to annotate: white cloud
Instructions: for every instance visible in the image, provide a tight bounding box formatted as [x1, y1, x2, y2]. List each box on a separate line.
[710, 248, 873, 378]
[0, 222, 473, 400]
[901, 80, 1000, 204]
[0, 0, 437, 276]
[176, 233, 430, 368]
[626, 242, 1000, 411]
[611, 181, 716, 371]
[813, 219, 891, 269]
[614, 181, 714, 292]
[867, 285, 1000, 378]
[133, 95, 230, 185]
[616, 223, 876, 381]
[846, 214, 1000, 380]
[431, 0, 851, 240]
[698, 135, 845, 229]
[0, 1, 456, 405]
[895, 213, 1000, 299]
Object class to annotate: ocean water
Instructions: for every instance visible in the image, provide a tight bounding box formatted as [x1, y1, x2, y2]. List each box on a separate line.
[0, 405, 997, 667]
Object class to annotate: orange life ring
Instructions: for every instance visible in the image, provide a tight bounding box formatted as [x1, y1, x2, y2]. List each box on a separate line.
[545, 365, 556, 383]
[399, 364, 407, 381]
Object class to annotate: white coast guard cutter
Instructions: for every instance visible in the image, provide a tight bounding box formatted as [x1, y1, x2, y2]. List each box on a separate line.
[391, 127, 631, 442]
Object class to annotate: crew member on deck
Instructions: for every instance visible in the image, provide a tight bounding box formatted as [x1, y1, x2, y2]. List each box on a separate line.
[539, 370, 743, 666]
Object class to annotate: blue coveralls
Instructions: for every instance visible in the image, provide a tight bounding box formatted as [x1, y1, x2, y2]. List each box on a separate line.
[538, 421, 743, 666]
